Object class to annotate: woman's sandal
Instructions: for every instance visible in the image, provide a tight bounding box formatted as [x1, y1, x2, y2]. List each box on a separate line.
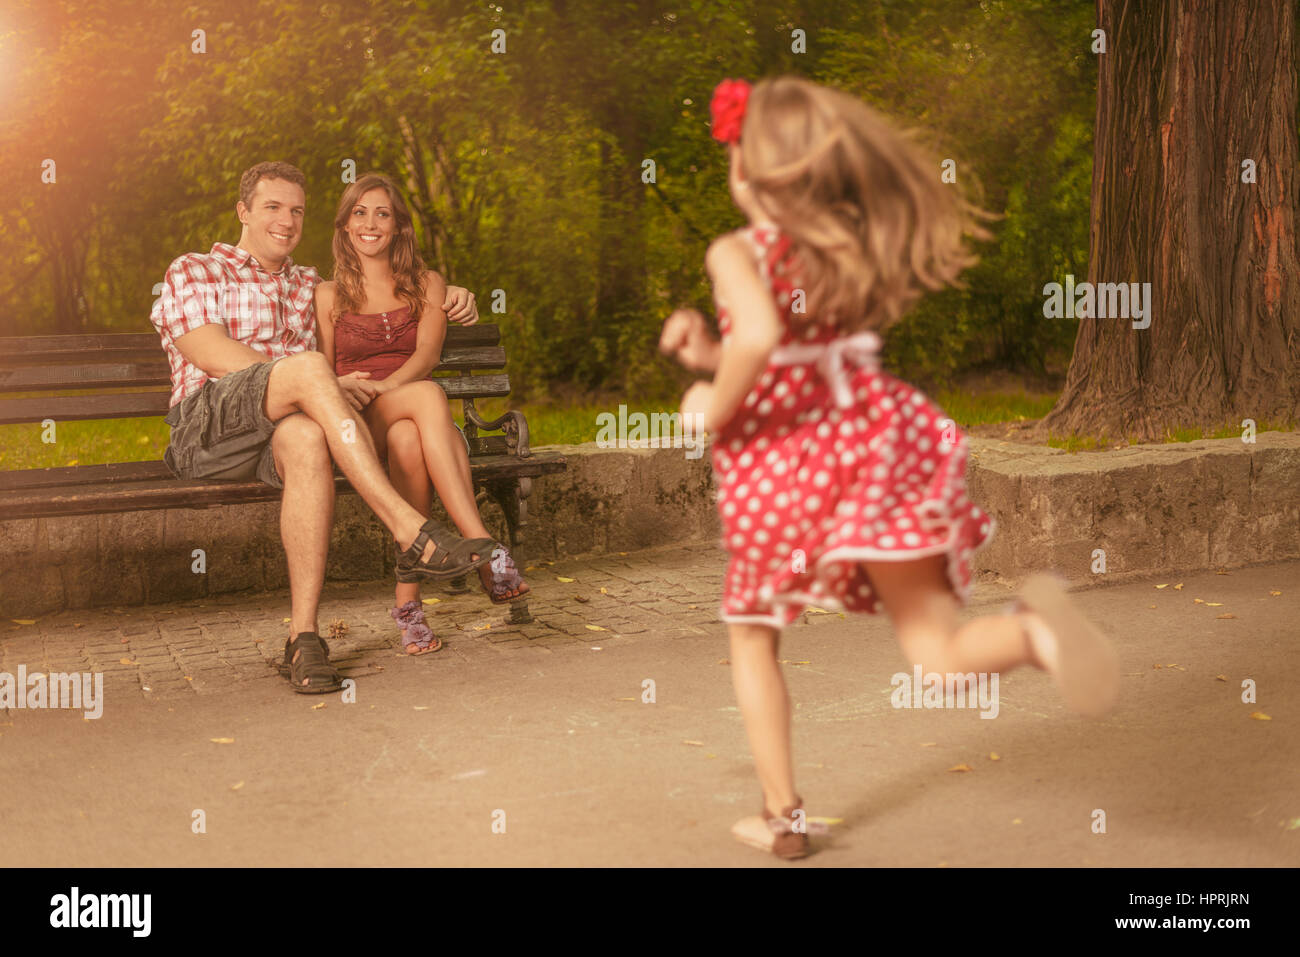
[730, 796, 828, 860]
[395, 519, 497, 583]
[1015, 572, 1120, 718]
[479, 544, 530, 604]
[281, 632, 343, 695]
[390, 600, 441, 655]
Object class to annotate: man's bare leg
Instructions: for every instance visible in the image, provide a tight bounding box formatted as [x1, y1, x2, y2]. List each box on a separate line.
[272, 414, 332, 644]
[261, 351, 473, 563]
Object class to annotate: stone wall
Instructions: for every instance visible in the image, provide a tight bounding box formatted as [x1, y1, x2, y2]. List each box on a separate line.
[2, 432, 1296, 617]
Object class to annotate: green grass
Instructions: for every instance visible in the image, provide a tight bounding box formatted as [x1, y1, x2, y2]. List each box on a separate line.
[931, 389, 1057, 428]
[1046, 417, 1298, 452]
[3, 394, 1293, 470]
[0, 399, 677, 470]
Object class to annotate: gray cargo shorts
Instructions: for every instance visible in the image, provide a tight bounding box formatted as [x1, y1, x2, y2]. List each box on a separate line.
[163, 358, 284, 490]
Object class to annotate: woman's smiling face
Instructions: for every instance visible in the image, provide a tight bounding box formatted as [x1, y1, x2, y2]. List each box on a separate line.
[346, 186, 396, 258]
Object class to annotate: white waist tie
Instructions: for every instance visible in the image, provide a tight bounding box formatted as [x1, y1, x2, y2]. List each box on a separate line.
[767, 331, 883, 408]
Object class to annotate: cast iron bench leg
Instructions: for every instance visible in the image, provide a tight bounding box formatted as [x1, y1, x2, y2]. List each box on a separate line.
[484, 476, 533, 624]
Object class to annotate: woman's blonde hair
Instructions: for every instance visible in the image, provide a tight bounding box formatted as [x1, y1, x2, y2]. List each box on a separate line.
[330, 172, 426, 323]
[739, 76, 992, 333]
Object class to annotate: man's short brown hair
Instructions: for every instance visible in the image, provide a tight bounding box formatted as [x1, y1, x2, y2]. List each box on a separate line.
[239, 161, 307, 209]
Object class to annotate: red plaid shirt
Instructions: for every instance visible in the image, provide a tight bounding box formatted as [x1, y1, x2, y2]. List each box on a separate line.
[150, 242, 321, 407]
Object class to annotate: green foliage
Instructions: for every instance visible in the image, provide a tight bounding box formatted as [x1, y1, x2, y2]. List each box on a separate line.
[1, 0, 1099, 401]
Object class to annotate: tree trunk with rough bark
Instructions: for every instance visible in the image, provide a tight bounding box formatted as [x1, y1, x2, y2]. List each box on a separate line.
[1043, 0, 1300, 442]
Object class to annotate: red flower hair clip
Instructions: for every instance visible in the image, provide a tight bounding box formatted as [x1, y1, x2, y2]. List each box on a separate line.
[710, 78, 751, 145]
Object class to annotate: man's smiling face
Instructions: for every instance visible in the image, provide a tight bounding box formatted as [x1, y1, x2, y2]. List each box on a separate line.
[237, 177, 306, 271]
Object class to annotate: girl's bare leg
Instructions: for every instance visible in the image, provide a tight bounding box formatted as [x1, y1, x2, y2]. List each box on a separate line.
[863, 555, 1043, 674]
[728, 622, 799, 814]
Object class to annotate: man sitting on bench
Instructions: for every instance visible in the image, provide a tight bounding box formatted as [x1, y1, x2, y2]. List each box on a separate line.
[150, 160, 498, 694]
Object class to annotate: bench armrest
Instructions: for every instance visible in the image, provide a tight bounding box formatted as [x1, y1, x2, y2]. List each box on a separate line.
[463, 402, 532, 458]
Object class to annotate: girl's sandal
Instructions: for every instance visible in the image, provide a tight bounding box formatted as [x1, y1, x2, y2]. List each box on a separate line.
[390, 600, 441, 655]
[395, 519, 496, 583]
[731, 796, 826, 859]
[479, 544, 530, 604]
[1016, 573, 1120, 718]
[280, 632, 343, 694]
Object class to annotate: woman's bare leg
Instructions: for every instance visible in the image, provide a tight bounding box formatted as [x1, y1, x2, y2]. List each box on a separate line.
[384, 419, 432, 609]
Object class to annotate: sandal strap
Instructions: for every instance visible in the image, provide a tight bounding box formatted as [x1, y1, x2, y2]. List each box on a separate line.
[284, 632, 341, 687]
[390, 600, 436, 649]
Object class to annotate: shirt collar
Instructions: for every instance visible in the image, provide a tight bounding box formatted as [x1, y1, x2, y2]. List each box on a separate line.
[212, 241, 297, 276]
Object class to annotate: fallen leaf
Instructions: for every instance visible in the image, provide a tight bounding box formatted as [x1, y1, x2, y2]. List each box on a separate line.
[1216, 570, 1229, 575]
[557, 576, 575, 583]
[210, 737, 234, 744]
[1149, 605, 1157, 609]
[230, 781, 245, 791]
[10, 619, 35, 625]
[1155, 584, 1169, 590]
[524, 566, 537, 571]
[585, 624, 607, 632]
[184, 676, 193, 682]
[807, 816, 843, 826]
[1173, 583, 1184, 590]
[947, 763, 973, 772]
[282, 618, 291, 623]
[807, 606, 829, 614]
[599, 587, 608, 594]
[920, 742, 937, 747]
[1285, 818, 1300, 831]
[1167, 663, 1178, 667]
[119, 658, 136, 665]
[73, 623, 83, 629]
[1249, 712, 1271, 721]
[1215, 675, 1227, 682]
[1012, 818, 1023, 825]
[591, 646, 603, 651]
[1205, 602, 1223, 607]
[1216, 614, 1236, 619]
[989, 752, 1000, 761]
[1193, 598, 1205, 604]
[682, 740, 705, 747]
[471, 623, 491, 631]
[575, 595, 589, 603]
[1153, 664, 1163, 669]
[420, 597, 441, 605]
[1269, 591, 1281, 597]
[310, 702, 326, 710]
[120, 637, 129, 643]
[688, 604, 697, 610]
[413, 706, 430, 711]
[614, 697, 637, 702]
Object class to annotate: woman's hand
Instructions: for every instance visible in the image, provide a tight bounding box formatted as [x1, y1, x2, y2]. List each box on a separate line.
[337, 371, 380, 411]
[443, 285, 478, 326]
[680, 380, 715, 437]
[659, 308, 720, 372]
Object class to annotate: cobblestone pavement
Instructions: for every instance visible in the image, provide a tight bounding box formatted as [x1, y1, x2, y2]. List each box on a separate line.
[0, 542, 1018, 700]
[1, 542, 794, 698]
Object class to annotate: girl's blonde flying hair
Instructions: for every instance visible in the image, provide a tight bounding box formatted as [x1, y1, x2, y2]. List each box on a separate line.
[739, 76, 992, 334]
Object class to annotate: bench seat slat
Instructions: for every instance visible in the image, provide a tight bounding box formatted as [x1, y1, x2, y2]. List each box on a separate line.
[0, 452, 567, 519]
[0, 373, 511, 424]
[0, 347, 507, 389]
[0, 324, 499, 361]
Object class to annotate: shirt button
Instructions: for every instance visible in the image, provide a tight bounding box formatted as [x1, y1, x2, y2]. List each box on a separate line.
[382, 312, 388, 318]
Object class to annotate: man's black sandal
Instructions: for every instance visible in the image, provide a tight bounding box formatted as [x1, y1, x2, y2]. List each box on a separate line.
[395, 519, 497, 583]
[281, 632, 343, 694]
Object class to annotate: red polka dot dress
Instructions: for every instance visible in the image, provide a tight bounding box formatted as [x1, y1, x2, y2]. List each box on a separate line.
[711, 223, 994, 627]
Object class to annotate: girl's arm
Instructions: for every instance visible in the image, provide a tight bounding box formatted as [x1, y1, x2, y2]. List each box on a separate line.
[375, 270, 449, 390]
[697, 233, 782, 431]
[314, 282, 337, 369]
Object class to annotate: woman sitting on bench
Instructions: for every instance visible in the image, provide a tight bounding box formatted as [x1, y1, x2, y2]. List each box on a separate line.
[314, 172, 529, 655]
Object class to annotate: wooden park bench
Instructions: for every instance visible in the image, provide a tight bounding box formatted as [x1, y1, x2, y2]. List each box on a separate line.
[0, 326, 566, 622]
